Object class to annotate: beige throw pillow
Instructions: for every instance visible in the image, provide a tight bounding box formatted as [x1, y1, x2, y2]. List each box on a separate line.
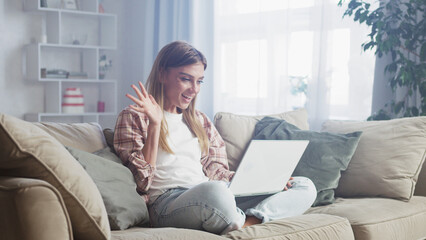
[214, 108, 309, 171]
[34, 122, 107, 153]
[321, 116, 426, 200]
[0, 114, 110, 240]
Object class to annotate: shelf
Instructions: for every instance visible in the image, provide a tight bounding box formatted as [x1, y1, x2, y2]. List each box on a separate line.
[23, 0, 118, 126]
[39, 78, 116, 83]
[38, 112, 116, 117]
[23, 3, 117, 48]
[25, 113, 117, 124]
[28, 43, 116, 51]
[24, 0, 99, 14]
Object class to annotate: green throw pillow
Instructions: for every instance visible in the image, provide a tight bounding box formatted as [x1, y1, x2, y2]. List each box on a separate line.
[65, 146, 149, 230]
[254, 117, 362, 206]
[92, 146, 122, 164]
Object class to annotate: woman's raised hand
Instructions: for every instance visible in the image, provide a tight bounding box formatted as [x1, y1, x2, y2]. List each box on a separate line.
[126, 81, 163, 126]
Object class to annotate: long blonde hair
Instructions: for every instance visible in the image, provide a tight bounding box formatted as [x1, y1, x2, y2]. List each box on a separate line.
[145, 41, 209, 154]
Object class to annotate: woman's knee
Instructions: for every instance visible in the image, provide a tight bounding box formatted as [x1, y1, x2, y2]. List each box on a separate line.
[191, 181, 236, 209]
[291, 177, 317, 199]
[189, 181, 245, 233]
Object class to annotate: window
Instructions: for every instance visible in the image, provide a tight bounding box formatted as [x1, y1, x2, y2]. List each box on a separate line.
[214, 0, 376, 129]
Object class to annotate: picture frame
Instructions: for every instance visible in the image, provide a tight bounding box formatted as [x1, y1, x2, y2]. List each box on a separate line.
[62, 0, 78, 10]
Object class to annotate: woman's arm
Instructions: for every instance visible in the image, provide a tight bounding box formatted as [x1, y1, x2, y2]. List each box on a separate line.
[126, 82, 162, 168]
[114, 109, 155, 192]
[114, 82, 163, 192]
[197, 111, 235, 182]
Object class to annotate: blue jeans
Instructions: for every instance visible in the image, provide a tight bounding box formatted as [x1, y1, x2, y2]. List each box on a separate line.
[148, 177, 316, 235]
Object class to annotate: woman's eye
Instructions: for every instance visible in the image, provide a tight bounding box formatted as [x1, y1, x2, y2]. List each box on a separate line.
[181, 78, 190, 81]
[197, 80, 204, 84]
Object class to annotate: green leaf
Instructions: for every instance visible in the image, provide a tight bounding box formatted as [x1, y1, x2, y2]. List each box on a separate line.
[354, 8, 362, 21]
[394, 101, 404, 114]
[421, 43, 426, 61]
[412, 107, 419, 116]
[348, 1, 362, 9]
[360, 10, 369, 23]
[365, 3, 370, 10]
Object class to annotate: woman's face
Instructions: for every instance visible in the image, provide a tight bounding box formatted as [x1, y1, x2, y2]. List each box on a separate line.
[162, 62, 205, 114]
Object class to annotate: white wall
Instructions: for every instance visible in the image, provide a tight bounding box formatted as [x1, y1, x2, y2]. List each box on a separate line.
[0, 1, 45, 119]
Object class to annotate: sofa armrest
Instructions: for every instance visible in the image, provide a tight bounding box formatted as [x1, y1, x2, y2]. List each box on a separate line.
[414, 150, 426, 197]
[0, 177, 73, 240]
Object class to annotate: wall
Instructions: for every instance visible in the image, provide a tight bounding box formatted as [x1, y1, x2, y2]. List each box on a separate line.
[0, 1, 45, 120]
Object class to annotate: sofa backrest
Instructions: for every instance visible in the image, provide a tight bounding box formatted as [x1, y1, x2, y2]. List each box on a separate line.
[415, 157, 426, 197]
[33, 122, 107, 153]
[322, 117, 426, 199]
[214, 111, 426, 199]
[214, 109, 309, 171]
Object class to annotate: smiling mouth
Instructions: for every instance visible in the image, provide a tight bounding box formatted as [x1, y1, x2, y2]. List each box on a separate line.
[182, 94, 192, 101]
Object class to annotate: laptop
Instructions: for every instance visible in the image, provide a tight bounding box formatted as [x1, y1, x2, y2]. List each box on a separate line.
[228, 140, 309, 197]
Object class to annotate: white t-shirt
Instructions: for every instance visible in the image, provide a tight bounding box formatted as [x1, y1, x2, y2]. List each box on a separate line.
[148, 111, 209, 202]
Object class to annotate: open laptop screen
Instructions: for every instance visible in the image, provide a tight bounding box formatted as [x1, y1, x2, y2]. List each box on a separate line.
[229, 140, 309, 197]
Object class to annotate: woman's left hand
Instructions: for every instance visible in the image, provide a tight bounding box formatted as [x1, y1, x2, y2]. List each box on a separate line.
[126, 81, 163, 126]
[283, 177, 294, 191]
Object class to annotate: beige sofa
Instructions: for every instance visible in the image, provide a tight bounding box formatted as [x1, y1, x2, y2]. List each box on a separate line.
[1, 109, 425, 240]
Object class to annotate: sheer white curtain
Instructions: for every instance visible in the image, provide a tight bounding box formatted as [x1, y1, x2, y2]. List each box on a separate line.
[213, 0, 376, 130]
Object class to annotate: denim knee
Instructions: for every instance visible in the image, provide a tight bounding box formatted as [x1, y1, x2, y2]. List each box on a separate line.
[291, 176, 317, 202]
[149, 181, 245, 234]
[191, 181, 245, 233]
[244, 176, 317, 222]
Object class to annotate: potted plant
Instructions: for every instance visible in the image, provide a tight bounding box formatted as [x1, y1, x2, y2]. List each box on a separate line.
[338, 0, 425, 119]
[99, 54, 113, 80]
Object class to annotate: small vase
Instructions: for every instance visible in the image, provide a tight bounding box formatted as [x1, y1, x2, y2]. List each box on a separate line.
[99, 72, 105, 80]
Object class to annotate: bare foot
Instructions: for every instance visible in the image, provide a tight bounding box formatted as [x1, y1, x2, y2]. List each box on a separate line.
[243, 216, 261, 228]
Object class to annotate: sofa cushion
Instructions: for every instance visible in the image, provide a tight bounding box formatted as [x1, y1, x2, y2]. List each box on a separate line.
[321, 116, 426, 200]
[254, 117, 362, 206]
[214, 108, 309, 171]
[110, 214, 354, 240]
[103, 128, 115, 152]
[0, 114, 110, 240]
[306, 196, 426, 240]
[224, 213, 354, 240]
[66, 146, 149, 230]
[111, 227, 228, 240]
[34, 121, 107, 153]
[93, 146, 123, 164]
[416, 159, 426, 197]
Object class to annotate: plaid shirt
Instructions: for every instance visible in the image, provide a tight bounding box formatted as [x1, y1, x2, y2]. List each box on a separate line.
[114, 107, 235, 202]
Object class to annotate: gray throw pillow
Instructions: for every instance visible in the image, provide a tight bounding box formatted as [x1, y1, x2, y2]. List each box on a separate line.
[103, 128, 115, 152]
[92, 146, 122, 164]
[254, 117, 362, 206]
[65, 146, 149, 230]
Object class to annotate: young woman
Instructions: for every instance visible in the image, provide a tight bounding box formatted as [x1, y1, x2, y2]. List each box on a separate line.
[114, 41, 317, 235]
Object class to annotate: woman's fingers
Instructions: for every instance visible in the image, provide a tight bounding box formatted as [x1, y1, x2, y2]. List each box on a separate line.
[126, 93, 142, 106]
[129, 104, 147, 114]
[283, 178, 294, 191]
[139, 81, 149, 99]
[131, 84, 144, 100]
[148, 94, 157, 104]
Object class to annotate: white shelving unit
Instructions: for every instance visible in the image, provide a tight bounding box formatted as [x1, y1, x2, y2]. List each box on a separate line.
[23, 0, 117, 126]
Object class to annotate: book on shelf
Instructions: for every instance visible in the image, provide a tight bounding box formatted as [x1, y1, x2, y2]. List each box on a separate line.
[68, 71, 89, 79]
[40, 68, 88, 79]
[46, 74, 68, 79]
